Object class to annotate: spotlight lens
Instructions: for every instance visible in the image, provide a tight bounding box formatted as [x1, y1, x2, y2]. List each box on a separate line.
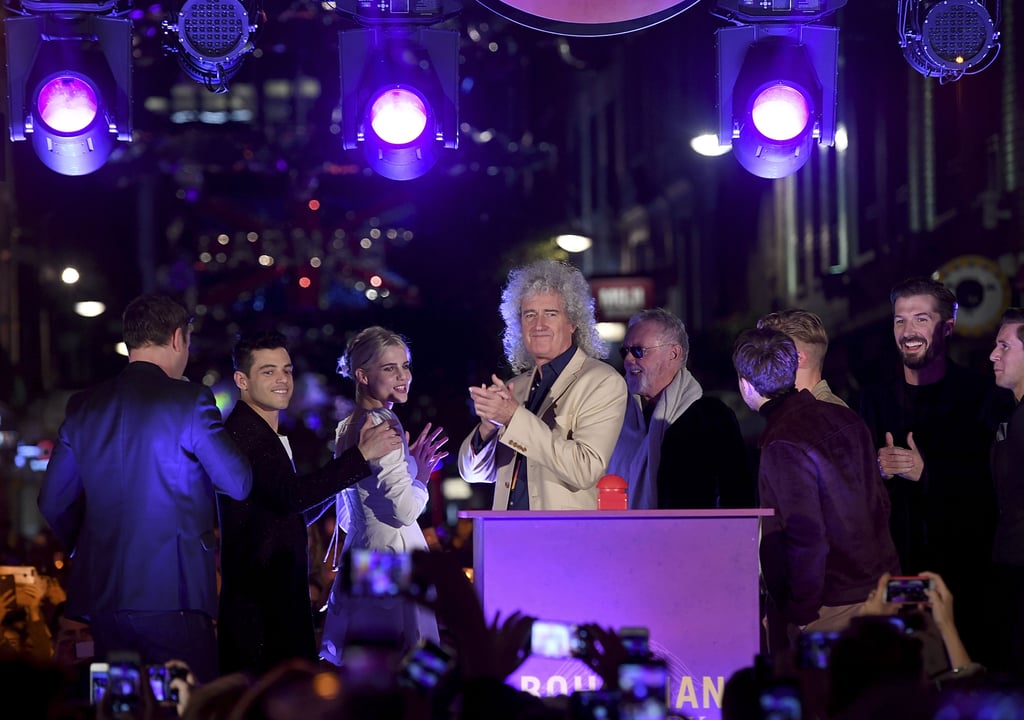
[37, 76, 99, 134]
[751, 84, 809, 142]
[369, 88, 428, 146]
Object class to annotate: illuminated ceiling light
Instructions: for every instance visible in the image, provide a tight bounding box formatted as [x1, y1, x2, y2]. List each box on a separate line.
[555, 233, 593, 253]
[115, 341, 128, 357]
[369, 87, 428, 145]
[337, 2, 460, 181]
[899, 0, 1000, 83]
[750, 84, 810, 141]
[717, 22, 839, 179]
[75, 301, 106, 317]
[690, 133, 732, 157]
[162, 0, 264, 93]
[61, 266, 80, 284]
[5, 2, 132, 176]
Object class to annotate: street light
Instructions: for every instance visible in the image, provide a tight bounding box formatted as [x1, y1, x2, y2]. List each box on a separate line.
[555, 233, 593, 253]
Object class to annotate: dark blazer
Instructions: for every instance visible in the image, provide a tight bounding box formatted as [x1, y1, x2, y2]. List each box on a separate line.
[38, 361, 252, 621]
[218, 400, 371, 675]
[656, 395, 755, 509]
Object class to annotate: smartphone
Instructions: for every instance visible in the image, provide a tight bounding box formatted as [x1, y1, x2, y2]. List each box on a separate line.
[0, 566, 38, 585]
[796, 630, 839, 670]
[0, 574, 15, 600]
[618, 658, 668, 720]
[758, 679, 802, 720]
[398, 639, 455, 690]
[147, 665, 171, 703]
[885, 576, 934, 604]
[620, 626, 650, 657]
[348, 549, 412, 597]
[108, 661, 142, 714]
[530, 620, 587, 659]
[89, 662, 109, 705]
[570, 689, 620, 720]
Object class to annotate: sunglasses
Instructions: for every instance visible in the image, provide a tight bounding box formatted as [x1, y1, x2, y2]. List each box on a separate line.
[618, 344, 672, 360]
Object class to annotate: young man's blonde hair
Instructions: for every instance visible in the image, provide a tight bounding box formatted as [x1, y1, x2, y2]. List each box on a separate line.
[757, 309, 829, 370]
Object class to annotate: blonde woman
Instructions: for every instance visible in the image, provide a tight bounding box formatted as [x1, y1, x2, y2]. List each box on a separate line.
[320, 326, 448, 666]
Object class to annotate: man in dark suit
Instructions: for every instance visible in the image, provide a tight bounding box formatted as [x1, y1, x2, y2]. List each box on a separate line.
[39, 295, 252, 682]
[217, 332, 402, 675]
[860, 277, 1013, 665]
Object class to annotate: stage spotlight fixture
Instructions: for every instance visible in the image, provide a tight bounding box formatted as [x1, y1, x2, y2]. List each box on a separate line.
[336, 0, 460, 181]
[714, 0, 847, 23]
[899, 0, 1000, 83]
[4, 0, 131, 176]
[717, 22, 838, 179]
[162, 0, 265, 93]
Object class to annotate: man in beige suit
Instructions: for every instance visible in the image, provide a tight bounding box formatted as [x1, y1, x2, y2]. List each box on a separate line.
[458, 260, 627, 510]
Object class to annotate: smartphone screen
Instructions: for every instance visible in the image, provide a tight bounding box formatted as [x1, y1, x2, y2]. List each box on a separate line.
[570, 689, 620, 720]
[758, 680, 802, 720]
[885, 576, 933, 603]
[618, 659, 668, 720]
[147, 665, 168, 703]
[796, 630, 839, 669]
[530, 620, 575, 658]
[620, 626, 650, 657]
[398, 640, 454, 690]
[349, 549, 411, 597]
[108, 662, 142, 714]
[89, 662, 109, 705]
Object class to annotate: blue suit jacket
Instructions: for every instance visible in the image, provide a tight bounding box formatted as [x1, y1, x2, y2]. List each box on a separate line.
[39, 361, 252, 620]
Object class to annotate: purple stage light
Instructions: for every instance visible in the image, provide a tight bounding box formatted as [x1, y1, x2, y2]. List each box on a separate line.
[5, 12, 130, 176]
[36, 75, 99, 134]
[29, 71, 116, 176]
[369, 87, 428, 146]
[750, 83, 809, 142]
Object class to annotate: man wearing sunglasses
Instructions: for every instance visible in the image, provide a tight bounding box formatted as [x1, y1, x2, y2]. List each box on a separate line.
[606, 308, 753, 510]
[458, 259, 627, 510]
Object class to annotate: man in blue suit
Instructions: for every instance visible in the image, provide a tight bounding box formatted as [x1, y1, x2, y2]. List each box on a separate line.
[39, 295, 252, 682]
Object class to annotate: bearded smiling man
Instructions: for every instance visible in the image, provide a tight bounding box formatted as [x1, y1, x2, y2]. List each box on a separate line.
[859, 277, 1013, 667]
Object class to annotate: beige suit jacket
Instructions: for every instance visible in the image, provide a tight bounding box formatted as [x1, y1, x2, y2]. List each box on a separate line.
[458, 348, 628, 510]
